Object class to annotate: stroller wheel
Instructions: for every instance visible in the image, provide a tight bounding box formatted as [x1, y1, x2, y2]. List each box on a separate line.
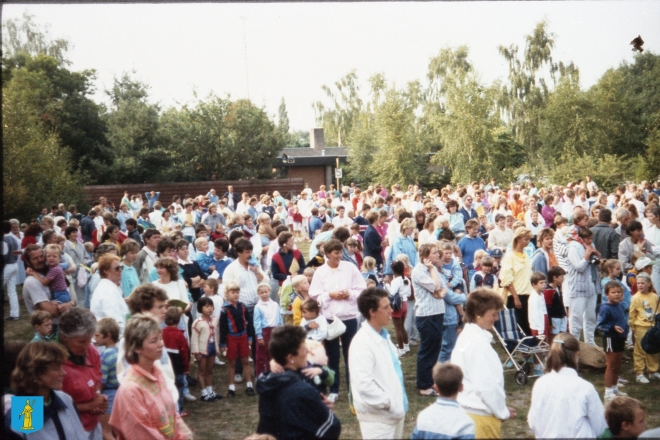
[515, 370, 528, 386]
[522, 361, 533, 376]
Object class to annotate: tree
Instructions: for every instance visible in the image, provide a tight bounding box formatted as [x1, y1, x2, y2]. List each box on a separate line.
[103, 73, 171, 184]
[2, 12, 70, 66]
[313, 70, 364, 147]
[278, 97, 290, 134]
[3, 67, 86, 221]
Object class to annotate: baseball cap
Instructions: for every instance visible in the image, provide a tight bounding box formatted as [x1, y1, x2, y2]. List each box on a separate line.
[635, 257, 657, 270]
[489, 249, 503, 258]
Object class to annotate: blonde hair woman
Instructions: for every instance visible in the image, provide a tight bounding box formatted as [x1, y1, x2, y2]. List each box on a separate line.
[499, 227, 534, 336]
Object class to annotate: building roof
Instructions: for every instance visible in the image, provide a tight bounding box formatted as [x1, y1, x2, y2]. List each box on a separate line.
[281, 147, 348, 158]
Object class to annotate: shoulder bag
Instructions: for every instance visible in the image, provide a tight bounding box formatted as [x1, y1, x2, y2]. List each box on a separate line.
[641, 301, 660, 355]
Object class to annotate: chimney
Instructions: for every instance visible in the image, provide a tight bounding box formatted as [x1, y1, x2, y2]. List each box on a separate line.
[310, 128, 325, 151]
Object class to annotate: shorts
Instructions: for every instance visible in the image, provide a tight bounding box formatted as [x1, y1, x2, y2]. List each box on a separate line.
[603, 336, 625, 353]
[225, 334, 250, 360]
[201, 339, 216, 358]
[52, 290, 71, 304]
[550, 317, 567, 335]
[102, 387, 118, 414]
[293, 222, 302, 231]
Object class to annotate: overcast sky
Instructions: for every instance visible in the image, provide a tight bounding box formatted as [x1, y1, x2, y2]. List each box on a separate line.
[3, 1, 658, 131]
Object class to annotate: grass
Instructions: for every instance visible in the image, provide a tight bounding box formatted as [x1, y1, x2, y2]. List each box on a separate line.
[5, 245, 660, 438]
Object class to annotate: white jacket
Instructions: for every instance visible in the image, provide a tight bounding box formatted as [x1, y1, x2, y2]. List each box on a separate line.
[528, 367, 607, 438]
[90, 278, 130, 338]
[349, 322, 406, 424]
[451, 323, 510, 420]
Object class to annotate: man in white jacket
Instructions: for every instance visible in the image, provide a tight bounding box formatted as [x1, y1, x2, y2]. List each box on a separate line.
[349, 287, 408, 439]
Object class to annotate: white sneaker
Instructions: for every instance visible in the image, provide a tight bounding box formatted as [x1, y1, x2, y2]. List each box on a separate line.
[183, 393, 196, 402]
[248, 357, 254, 363]
[403, 344, 410, 353]
[234, 374, 244, 383]
[215, 358, 225, 366]
[649, 372, 660, 380]
[604, 392, 615, 402]
[327, 393, 338, 403]
[613, 389, 628, 396]
[636, 374, 650, 384]
[397, 348, 406, 357]
[617, 377, 629, 386]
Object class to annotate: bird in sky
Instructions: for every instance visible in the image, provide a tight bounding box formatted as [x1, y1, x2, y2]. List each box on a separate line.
[631, 35, 644, 52]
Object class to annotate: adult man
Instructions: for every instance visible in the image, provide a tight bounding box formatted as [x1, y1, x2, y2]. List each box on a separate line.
[590, 209, 620, 259]
[80, 210, 97, 243]
[206, 188, 219, 204]
[458, 195, 478, 222]
[3, 221, 22, 320]
[349, 287, 407, 439]
[144, 191, 160, 210]
[332, 206, 353, 229]
[614, 208, 631, 240]
[22, 244, 73, 332]
[133, 229, 161, 283]
[202, 203, 226, 231]
[223, 238, 268, 381]
[223, 185, 241, 212]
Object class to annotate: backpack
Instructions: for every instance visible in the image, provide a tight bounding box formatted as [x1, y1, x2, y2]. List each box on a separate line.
[389, 277, 409, 312]
[641, 301, 660, 355]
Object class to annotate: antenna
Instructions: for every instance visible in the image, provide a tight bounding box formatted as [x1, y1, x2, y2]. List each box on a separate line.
[240, 16, 250, 102]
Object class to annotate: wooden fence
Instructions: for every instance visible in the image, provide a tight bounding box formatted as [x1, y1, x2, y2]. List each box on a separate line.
[83, 178, 305, 207]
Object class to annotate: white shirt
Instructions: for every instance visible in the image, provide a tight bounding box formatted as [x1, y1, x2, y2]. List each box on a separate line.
[332, 216, 353, 228]
[222, 260, 268, 308]
[385, 276, 411, 303]
[90, 278, 130, 338]
[528, 367, 607, 438]
[152, 279, 190, 305]
[528, 291, 547, 332]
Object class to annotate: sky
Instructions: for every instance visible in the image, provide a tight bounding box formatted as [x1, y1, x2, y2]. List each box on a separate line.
[2, 1, 658, 132]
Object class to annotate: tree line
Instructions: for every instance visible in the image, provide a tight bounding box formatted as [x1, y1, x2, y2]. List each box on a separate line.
[3, 14, 659, 221]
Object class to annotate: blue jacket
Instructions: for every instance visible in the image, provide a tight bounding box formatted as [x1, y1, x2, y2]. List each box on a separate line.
[363, 225, 383, 265]
[443, 290, 467, 326]
[457, 236, 486, 269]
[253, 302, 283, 339]
[384, 235, 418, 275]
[309, 216, 323, 239]
[596, 302, 629, 339]
[440, 260, 464, 290]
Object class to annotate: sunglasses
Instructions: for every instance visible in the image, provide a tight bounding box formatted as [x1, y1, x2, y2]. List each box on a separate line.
[112, 266, 124, 272]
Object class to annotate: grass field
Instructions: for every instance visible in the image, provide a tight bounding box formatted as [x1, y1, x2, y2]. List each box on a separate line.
[5, 243, 660, 438]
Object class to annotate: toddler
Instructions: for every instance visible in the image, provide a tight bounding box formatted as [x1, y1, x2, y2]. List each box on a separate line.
[95, 317, 120, 440]
[291, 274, 311, 326]
[30, 310, 52, 342]
[26, 243, 71, 304]
[254, 283, 283, 376]
[195, 237, 214, 276]
[361, 256, 378, 284]
[470, 256, 497, 291]
[300, 298, 328, 341]
[163, 306, 192, 414]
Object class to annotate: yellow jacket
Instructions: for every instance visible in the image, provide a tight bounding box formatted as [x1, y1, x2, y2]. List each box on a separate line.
[499, 251, 533, 299]
[628, 292, 659, 330]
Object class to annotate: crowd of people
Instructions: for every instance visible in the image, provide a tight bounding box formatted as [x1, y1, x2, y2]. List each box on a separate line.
[4, 177, 660, 439]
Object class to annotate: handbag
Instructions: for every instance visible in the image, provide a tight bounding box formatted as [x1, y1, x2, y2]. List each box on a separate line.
[641, 301, 660, 355]
[76, 266, 88, 288]
[326, 316, 346, 341]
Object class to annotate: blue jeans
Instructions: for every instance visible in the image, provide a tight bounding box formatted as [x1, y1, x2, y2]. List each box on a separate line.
[416, 314, 444, 390]
[439, 324, 457, 363]
[175, 374, 185, 413]
[323, 318, 358, 394]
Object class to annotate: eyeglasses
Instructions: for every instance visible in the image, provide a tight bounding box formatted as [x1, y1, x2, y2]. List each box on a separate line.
[112, 266, 124, 272]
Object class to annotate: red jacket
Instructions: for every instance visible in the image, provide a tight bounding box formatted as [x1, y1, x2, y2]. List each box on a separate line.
[162, 326, 190, 375]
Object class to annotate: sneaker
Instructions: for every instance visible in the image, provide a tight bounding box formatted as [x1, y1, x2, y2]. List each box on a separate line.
[227, 389, 236, 397]
[215, 358, 225, 366]
[604, 393, 615, 402]
[327, 393, 338, 403]
[408, 340, 419, 346]
[504, 359, 514, 369]
[5, 316, 19, 321]
[617, 377, 629, 386]
[246, 387, 255, 396]
[183, 393, 196, 402]
[613, 389, 628, 397]
[649, 372, 660, 380]
[248, 357, 254, 363]
[234, 374, 244, 383]
[403, 344, 410, 353]
[397, 348, 406, 357]
[636, 374, 650, 384]
[201, 394, 216, 402]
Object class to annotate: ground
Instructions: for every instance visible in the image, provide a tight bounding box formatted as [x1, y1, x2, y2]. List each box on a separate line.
[4, 242, 660, 438]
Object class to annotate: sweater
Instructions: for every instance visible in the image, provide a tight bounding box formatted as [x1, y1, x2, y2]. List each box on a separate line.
[543, 286, 567, 319]
[629, 292, 660, 330]
[162, 326, 190, 375]
[191, 317, 217, 355]
[219, 301, 253, 346]
[254, 299, 283, 339]
[411, 398, 475, 440]
[597, 302, 629, 339]
[458, 236, 486, 269]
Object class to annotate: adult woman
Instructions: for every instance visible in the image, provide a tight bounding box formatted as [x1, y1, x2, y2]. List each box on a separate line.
[384, 218, 419, 276]
[110, 314, 192, 439]
[446, 200, 466, 234]
[202, 203, 226, 233]
[85, 243, 119, 308]
[309, 239, 367, 402]
[527, 333, 607, 438]
[531, 228, 557, 279]
[412, 243, 448, 396]
[116, 203, 132, 232]
[100, 225, 121, 249]
[175, 239, 206, 306]
[256, 325, 341, 440]
[8, 219, 26, 285]
[63, 225, 87, 305]
[566, 228, 601, 346]
[418, 213, 437, 246]
[153, 257, 191, 314]
[643, 206, 660, 291]
[58, 307, 106, 439]
[487, 214, 513, 252]
[271, 231, 306, 287]
[21, 222, 42, 249]
[451, 288, 513, 438]
[499, 227, 534, 337]
[364, 211, 386, 272]
[160, 209, 178, 233]
[618, 220, 654, 272]
[7, 342, 87, 440]
[90, 254, 130, 338]
[492, 196, 511, 219]
[541, 195, 558, 227]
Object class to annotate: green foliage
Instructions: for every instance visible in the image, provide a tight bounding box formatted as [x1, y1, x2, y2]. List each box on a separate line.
[2, 12, 70, 66]
[3, 67, 86, 221]
[313, 70, 363, 147]
[548, 154, 635, 193]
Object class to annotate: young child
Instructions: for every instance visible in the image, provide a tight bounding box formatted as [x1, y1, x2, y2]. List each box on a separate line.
[628, 273, 660, 384]
[411, 363, 475, 439]
[597, 280, 630, 401]
[202, 279, 225, 367]
[254, 283, 283, 377]
[120, 239, 140, 298]
[300, 298, 328, 341]
[471, 249, 489, 273]
[209, 239, 233, 282]
[162, 306, 191, 415]
[306, 242, 326, 268]
[543, 266, 567, 345]
[345, 238, 363, 268]
[477, 214, 489, 242]
[291, 274, 311, 326]
[601, 396, 647, 439]
[303, 339, 335, 395]
[220, 282, 255, 396]
[210, 222, 227, 242]
[349, 223, 364, 246]
[30, 310, 52, 342]
[385, 260, 411, 355]
[84, 242, 95, 266]
[95, 317, 120, 440]
[361, 256, 378, 284]
[195, 237, 215, 276]
[529, 272, 548, 375]
[601, 259, 633, 350]
[625, 252, 644, 295]
[26, 243, 71, 304]
[291, 206, 303, 241]
[469, 256, 497, 291]
[192, 296, 220, 402]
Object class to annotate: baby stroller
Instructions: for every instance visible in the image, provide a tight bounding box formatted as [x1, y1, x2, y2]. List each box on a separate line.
[493, 308, 549, 385]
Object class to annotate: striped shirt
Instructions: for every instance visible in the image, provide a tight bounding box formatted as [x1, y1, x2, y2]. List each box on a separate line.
[412, 263, 447, 317]
[222, 260, 268, 308]
[101, 346, 120, 390]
